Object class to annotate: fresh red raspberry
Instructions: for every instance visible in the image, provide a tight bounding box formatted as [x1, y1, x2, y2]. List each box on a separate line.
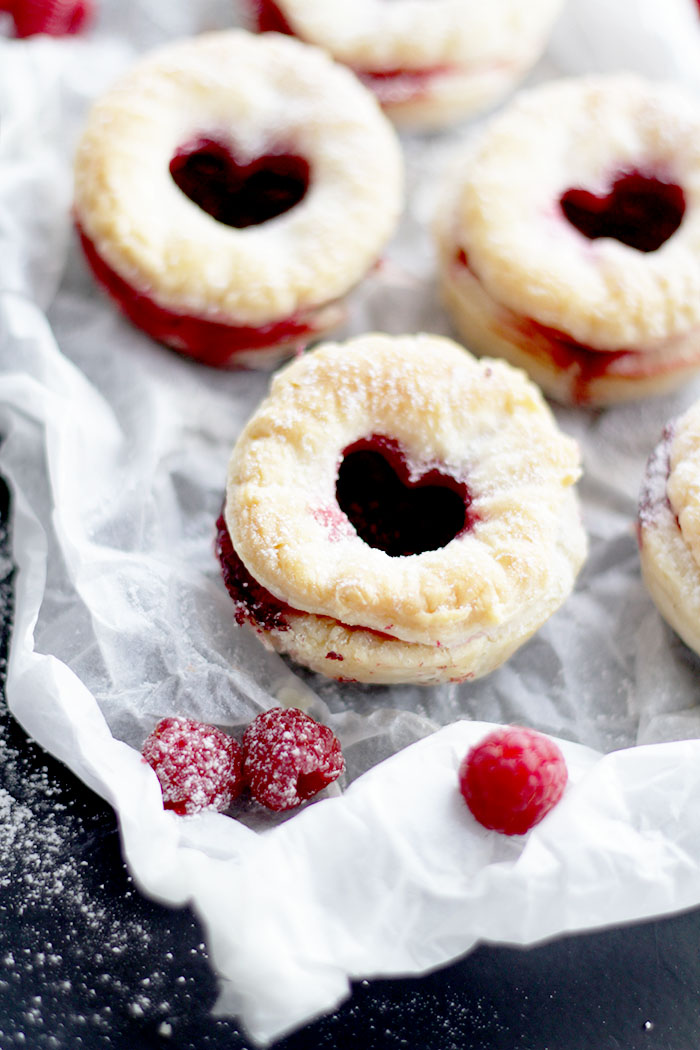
[242, 708, 344, 811]
[142, 717, 244, 817]
[11, 0, 94, 38]
[458, 726, 568, 835]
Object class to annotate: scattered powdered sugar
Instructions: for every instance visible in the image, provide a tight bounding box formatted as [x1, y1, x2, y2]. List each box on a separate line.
[0, 510, 250, 1047]
[0, 683, 249, 1046]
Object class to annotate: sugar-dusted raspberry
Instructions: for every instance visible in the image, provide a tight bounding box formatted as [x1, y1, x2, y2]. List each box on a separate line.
[242, 707, 344, 811]
[458, 725, 568, 835]
[11, 0, 94, 38]
[142, 717, 244, 817]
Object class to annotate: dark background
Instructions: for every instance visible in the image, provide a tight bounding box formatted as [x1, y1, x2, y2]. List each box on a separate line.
[1, 474, 699, 1050]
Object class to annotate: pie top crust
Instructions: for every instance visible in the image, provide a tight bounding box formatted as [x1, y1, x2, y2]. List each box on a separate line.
[225, 333, 583, 647]
[74, 30, 403, 326]
[445, 74, 700, 351]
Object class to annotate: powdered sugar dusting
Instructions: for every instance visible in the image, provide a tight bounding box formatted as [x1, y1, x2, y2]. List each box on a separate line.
[638, 424, 675, 534]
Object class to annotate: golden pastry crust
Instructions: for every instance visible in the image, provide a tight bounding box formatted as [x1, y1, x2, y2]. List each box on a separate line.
[435, 74, 700, 403]
[639, 401, 700, 657]
[444, 74, 700, 349]
[241, 488, 585, 685]
[224, 333, 586, 680]
[260, 0, 563, 127]
[74, 30, 403, 328]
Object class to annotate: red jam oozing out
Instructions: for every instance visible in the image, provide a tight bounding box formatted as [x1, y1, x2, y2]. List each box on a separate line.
[336, 435, 476, 557]
[76, 226, 316, 366]
[216, 513, 399, 644]
[453, 249, 687, 404]
[354, 66, 450, 105]
[170, 138, 310, 230]
[216, 513, 293, 632]
[512, 313, 682, 405]
[560, 170, 685, 254]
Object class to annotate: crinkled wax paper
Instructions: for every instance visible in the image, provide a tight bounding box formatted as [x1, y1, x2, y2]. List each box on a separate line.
[3, 0, 700, 1043]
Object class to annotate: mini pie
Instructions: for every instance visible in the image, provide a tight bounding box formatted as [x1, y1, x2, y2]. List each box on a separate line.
[218, 333, 587, 685]
[248, 0, 564, 128]
[73, 30, 403, 369]
[435, 74, 700, 406]
[638, 398, 700, 657]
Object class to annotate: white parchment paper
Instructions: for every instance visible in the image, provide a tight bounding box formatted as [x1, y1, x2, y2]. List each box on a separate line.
[3, 0, 700, 1043]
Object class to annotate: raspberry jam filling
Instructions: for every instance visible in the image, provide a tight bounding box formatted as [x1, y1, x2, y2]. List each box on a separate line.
[354, 66, 452, 105]
[453, 247, 692, 404]
[216, 513, 400, 644]
[216, 513, 293, 632]
[560, 170, 685, 253]
[170, 138, 310, 229]
[76, 226, 317, 366]
[336, 435, 476, 557]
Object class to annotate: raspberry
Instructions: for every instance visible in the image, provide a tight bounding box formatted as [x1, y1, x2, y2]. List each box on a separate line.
[11, 0, 94, 38]
[458, 726, 567, 835]
[242, 708, 344, 811]
[142, 717, 244, 817]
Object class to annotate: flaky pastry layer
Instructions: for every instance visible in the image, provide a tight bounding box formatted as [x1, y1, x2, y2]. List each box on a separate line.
[226, 333, 585, 649]
[270, 0, 562, 74]
[74, 30, 403, 327]
[639, 401, 700, 658]
[244, 489, 585, 685]
[440, 74, 700, 351]
[263, 0, 562, 126]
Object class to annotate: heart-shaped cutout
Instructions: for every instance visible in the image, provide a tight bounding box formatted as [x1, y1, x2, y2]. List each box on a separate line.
[336, 435, 475, 558]
[170, 137, 310, 229]
[560, 170, 685, 253]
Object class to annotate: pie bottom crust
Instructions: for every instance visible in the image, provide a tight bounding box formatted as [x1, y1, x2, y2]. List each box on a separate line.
[360, 60, 531, 130]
